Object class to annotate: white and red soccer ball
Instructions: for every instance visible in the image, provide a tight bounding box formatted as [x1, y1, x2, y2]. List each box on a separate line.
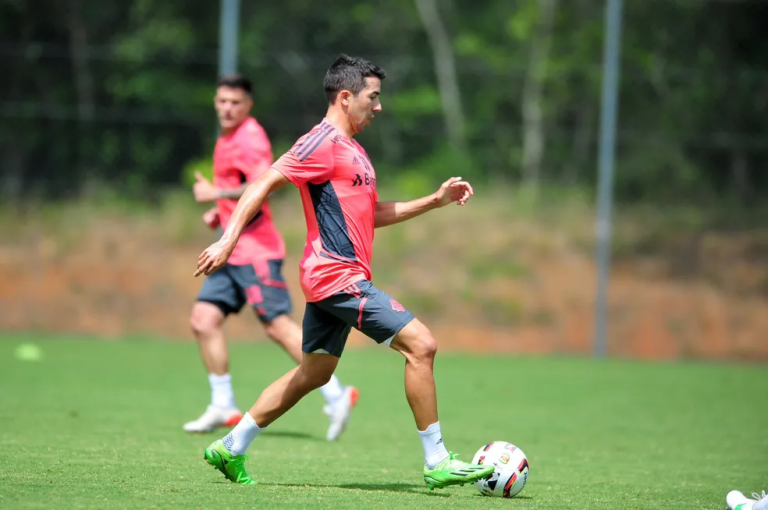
[472, 441, 529, 498]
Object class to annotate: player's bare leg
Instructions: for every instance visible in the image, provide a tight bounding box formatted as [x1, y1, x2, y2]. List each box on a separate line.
[250, 352, 339, 426]
[261, 314, 358, 441]
[390, 318, 493, 489]
[389, 319, 439, 430]
[191, 302, 230, 375]
[204, 353, 339, 484]
[261, 314, 304, 363]
[184, 302, 242, 432]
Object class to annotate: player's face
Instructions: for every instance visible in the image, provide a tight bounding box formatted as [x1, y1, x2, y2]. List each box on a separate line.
[345, 77, 382, 134]
[214, 86, 253, 133]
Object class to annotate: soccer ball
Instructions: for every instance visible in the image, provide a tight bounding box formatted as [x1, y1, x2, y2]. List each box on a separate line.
[471, 441, 529, 498]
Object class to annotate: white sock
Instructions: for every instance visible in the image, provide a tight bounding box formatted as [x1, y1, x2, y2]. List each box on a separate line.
[319, 374, 344, 405]
[222, 412, 263, 455]
[209, 373, 236, 409]
[418, 421, 450, 469]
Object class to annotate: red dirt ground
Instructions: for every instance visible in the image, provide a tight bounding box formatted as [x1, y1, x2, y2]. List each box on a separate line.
[2, 212, 766, 362]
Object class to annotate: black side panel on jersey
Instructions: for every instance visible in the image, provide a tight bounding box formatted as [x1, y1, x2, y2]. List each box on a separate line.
[307, 181, 357, 261]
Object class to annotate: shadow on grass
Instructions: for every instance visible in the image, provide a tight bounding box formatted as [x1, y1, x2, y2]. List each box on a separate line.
[269, 481, 452, 497]
[214, 478, 534, 500]
[259, 430, 318, 441]
[475, 494, 533, 500]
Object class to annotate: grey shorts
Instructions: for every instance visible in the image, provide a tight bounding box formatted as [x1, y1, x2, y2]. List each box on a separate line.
[196, 260, 292, 322]
[302, 280, 415, 357]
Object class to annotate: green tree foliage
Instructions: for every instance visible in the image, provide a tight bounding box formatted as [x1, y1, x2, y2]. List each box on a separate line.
[1, 0, 766, 205]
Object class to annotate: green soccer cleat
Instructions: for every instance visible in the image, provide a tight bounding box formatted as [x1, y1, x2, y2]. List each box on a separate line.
[423, 452, 495, 490]
[203, 439, 256, 485]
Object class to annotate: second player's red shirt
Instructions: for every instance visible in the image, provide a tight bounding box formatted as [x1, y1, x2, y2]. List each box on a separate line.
[213, 117, 286, 265]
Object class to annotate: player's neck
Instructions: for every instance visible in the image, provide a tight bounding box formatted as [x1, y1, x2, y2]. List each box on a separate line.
[324, 109, 355, 138]
[219, 118, 248, 137]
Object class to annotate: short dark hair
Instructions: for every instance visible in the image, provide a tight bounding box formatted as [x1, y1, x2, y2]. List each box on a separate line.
[216, 73, 252, 97]
[323, 54, 386, 105]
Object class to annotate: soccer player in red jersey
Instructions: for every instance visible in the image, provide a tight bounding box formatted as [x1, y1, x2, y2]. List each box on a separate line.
[195, 56, 493, 489]
[184, 74, 357, 441]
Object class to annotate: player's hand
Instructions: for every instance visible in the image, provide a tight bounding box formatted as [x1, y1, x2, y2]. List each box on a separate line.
[194, 239, 235, 277]
[193, 171, 219, 203]
[202, 208, 221, 229]
[434, 177, 474, 208]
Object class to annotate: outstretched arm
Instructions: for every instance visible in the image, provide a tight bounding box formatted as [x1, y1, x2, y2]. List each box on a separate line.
[374, 177, 474, 228]
[195, 168, 289, 276]
[374, 195, 439, 228]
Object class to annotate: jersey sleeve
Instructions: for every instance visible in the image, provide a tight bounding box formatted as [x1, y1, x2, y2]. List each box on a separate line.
[272, 135, 334, 187]
[234, 123, 274, 182]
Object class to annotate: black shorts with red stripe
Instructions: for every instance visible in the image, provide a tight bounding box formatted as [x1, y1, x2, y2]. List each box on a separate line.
[196, 259, 292, 322]
[301, 280, 415, 357]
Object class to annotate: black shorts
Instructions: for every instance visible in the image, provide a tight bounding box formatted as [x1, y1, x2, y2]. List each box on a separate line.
[302, 280, 415, 357]
[196, 260, 292, 322]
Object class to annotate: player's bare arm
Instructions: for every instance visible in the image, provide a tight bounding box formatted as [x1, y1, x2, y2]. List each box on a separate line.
[195, 168, 289, 277]
[215, 183, 250, 200]
[193, 171, 252, 202]
[374, 176, 474, 228]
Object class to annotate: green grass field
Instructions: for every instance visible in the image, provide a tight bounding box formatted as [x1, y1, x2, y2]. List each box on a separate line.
[1, 334, 766, 509]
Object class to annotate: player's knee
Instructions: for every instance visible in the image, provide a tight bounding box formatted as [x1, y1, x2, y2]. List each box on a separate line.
[190, 305, 222, 338]
[310, 369, 333, 389]
[413, 331, 438, 363]
[398, 321, 438, 365]
[298, 365, 333, 390]
[297, 355, 337, 389]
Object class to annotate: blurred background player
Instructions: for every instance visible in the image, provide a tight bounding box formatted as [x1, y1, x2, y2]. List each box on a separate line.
[194, 55, 494, 489]
[184, 74, 358, 441]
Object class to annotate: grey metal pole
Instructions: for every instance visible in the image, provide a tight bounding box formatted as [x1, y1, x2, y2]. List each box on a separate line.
[215, 0, 240, 240]
[594, 0, 623, 358]
[218, 0, 241, 77]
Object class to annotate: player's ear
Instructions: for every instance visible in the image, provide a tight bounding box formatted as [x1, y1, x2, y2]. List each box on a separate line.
[339, 90, 352, 106]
